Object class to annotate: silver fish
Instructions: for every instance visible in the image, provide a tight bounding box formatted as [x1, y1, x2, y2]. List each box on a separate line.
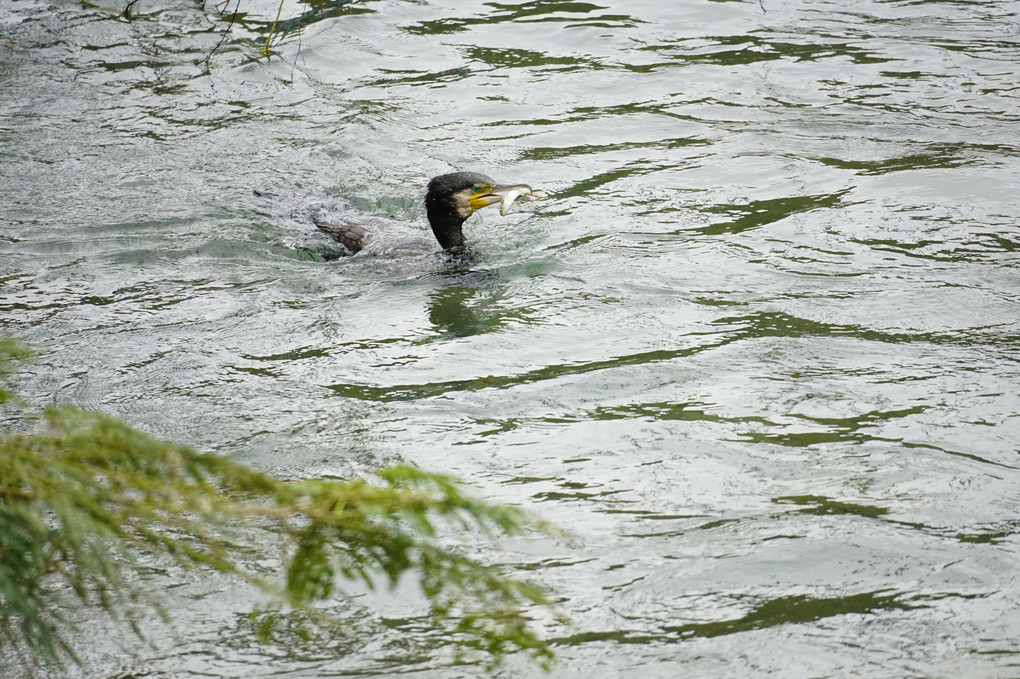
[499, 186, 539, 216]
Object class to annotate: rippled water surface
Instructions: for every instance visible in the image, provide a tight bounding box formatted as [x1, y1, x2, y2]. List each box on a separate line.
[3, 0, 1020, 676]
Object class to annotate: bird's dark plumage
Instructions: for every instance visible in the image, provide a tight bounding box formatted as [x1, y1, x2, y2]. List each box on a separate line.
[311, 172, 533, 256]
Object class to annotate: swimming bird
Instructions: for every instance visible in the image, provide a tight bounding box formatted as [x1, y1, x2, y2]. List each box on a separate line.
[311, 172, 536, 257]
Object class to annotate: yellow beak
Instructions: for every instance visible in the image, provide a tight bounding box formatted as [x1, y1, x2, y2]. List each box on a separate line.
[469, 184, 536, 212]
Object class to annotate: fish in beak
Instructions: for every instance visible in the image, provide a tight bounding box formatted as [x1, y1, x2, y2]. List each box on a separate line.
[468, 183, 539, 213]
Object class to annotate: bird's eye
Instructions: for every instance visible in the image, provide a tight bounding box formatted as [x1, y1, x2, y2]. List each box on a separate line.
[472, 184, 482, 193]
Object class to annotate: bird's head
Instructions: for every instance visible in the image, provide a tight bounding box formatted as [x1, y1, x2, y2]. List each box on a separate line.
[425, 172, 534, 250]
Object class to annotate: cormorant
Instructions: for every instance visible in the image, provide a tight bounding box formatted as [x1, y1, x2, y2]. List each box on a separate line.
[311, 172, 535, 256]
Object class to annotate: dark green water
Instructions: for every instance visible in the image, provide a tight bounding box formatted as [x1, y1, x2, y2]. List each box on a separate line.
[2, 0, 1019, 676]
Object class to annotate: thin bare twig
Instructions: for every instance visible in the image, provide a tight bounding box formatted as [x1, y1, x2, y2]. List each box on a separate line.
[202, 0, 242, 67]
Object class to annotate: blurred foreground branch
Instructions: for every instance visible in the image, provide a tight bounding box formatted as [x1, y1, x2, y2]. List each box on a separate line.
[0, 341, 557, 671]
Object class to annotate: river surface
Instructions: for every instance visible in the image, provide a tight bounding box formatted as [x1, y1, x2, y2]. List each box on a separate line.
[2, 0, 1020, 676]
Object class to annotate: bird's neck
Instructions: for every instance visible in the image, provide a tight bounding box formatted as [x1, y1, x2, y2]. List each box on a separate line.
[427, 207, 467, 250]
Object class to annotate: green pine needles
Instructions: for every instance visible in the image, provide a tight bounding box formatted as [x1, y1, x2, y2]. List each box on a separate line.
[0, 341, 557, 671]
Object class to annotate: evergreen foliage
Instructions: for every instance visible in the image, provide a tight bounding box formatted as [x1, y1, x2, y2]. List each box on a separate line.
[0, 341, 555, 671]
